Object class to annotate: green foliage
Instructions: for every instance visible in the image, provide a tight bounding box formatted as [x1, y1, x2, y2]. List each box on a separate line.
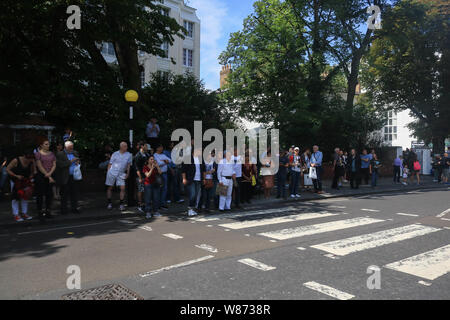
[362, 0, 450, 153]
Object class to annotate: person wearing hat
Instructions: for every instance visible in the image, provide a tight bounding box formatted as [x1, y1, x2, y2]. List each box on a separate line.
[289, 147, 302, 198]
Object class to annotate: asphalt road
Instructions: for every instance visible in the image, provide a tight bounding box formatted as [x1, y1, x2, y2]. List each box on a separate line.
[0, 187, 449, 300]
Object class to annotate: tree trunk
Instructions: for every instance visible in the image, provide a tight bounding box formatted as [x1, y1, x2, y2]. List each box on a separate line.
[432, 136, 445, 155]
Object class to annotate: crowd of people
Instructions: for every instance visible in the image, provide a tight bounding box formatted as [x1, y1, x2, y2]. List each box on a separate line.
[0, 118, 449, 223]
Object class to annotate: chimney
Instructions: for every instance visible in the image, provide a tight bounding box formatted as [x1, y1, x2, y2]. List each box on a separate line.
[220, 64, 231, 89]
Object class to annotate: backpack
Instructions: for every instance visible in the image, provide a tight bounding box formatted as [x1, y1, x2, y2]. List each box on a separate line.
[413, 161, 421, 171]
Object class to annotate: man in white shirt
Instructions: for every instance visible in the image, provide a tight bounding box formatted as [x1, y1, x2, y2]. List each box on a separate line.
[217, 150, 236, 212]
[106, 142, 132, 211]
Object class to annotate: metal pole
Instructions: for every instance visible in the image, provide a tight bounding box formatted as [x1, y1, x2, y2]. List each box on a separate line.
[128, 103, 136, 207]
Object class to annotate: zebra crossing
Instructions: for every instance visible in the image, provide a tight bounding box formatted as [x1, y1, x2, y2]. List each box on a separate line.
[191, 205, 450, 286]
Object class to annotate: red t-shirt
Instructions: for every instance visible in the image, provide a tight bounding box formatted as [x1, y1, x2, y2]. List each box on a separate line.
[143, 165, 157, 185]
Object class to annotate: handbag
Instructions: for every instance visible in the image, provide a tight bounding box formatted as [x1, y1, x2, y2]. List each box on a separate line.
[309, 166, 317, 180]
[216, 183, 228, 196]
[251, 174, 257, 187]
[204, 179, 214, 189]
[73, 164, 82, 181]
[304, 174, 313, 186]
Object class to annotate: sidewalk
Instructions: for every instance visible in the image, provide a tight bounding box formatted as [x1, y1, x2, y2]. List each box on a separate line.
[0, 175, 447, 229]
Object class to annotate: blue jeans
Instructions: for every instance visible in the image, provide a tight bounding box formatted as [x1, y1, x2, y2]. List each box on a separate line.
[144, 184, 160, 213]
[290, 171, 300, 195]
[371, 171, 378, 187]
[187, 181, 202, 209]
[202, 180, 217, 209]
[159, 172, 168, 207]
[277, 171, 287, 197]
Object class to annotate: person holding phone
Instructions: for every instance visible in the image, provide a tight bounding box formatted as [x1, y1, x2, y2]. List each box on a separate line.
[143, 155, 162, 219]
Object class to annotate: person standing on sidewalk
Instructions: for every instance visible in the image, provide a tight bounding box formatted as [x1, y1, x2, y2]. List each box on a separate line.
[34, 138, 56, 221]
[360, 149, 372, 185]
[217, 150, 235, 212]
[393, 154, 402, 184]
[331, 148, 343, 190]
[154, 145, 172, 210]
[143, 155, 162, 219]
[135, 142, 151, 213]
[276, 150, 289, 199]
[56, 141, 81, 215]
[242, 152, 257, 203]
[6, 148, 36, 222]
[232, 148, 243, 209]
[442, 152, 449, 184]
[182, 147, 205, 216]
[370, 153, 381, 187]
[145, 118, 160, 150]
[310, 145, 324, 194]
[289, 147, 302, 198]
[106, 142, 132, 211]
[302, 148, 313, 192]
[347, 149, 361, 189]
[201, 150, 217, 212]
[260, 150, 275, 199]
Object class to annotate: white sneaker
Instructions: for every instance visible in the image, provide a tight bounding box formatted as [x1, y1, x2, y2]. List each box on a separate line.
[295, 194, 301, 198]
[145, 213, 152, 219]
[188, 209, 197, 216]
[290, 194, 296, 198]
[107, 203, 113, 210]
[177, 199, 185, 203]
[153, 212, 161, 217]
[119, 204, 125, 211]
[166, 200, 171, 204]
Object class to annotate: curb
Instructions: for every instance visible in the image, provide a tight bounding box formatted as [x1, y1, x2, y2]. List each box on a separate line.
[1, 184, 448, 231]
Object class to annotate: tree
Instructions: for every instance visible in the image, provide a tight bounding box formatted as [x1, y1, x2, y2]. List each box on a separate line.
[363, 0, 450, 153]
[219, 0, 385, 154]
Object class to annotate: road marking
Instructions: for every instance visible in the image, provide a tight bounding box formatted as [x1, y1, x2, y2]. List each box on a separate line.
[384, 244, 450, 280]
[118, 219, 135, 224]
[270, 240, 277, 242]
[445, 227, 450, 230]
[207, 225, 213, 227]
[17, 221, 114, 235]
[139, 226, 153, 232]
[324, 254, 339, 260]
[195, 244, 218, 253]
[258, 217, 383, 240]
[297, 247, 306, 251]
[396, 213, 419, 217]
[303, 281, 354, 300]
[436, 208, 450, 218]
[191, 206, 299, 222]
[218, 212, 339, 230]
[418, 280, 432, 286]
[328, 205, 346, 209]
[361, 208, 380, 212]
[441, 218, 450, 221]
[311, 224, 440, 256]
[163, 233, 183, 240]
[139, 255, 214, 278]
[238, 258, 276, 271]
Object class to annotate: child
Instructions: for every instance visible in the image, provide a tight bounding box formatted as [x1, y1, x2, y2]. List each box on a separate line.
[402, 164, 409, 185]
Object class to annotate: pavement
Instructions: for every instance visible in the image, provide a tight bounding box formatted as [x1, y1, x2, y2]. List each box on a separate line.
[0, 184, 448, 300]
[0, 175, 446, 229]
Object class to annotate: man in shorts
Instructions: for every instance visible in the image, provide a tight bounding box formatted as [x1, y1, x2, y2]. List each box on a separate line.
[106, 142, 132, 211]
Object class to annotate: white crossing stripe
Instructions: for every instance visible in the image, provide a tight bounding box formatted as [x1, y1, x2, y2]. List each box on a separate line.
[139, 226, 153, 232]
[384, 244, 450, 280]
[163, 233, 183, 240]
[303, 281, 354, 300]
[258, 217, 383, 240]
[436, 208, 450, 218]
[396, 213, 419, 217]
[118, 219, 135, 224]
[328, 205, 346, 209]
[311, 224, 440, 256]
[218, 212, 339, 230]
[297, 247, 306, 251]
[195, 244, 218, 253]
[238, 258, 276, 271]
[191, 206, 299, 222]
[418, 280, 432, 286]
[441, 218, 450, 221]
[361, 208, 380, 212]
[139, 255, 214, 277]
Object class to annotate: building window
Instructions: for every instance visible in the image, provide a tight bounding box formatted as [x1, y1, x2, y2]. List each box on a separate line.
[101, 42, 115, 56]
[183, 49, 193, 67]
[157, 70, 169, 82]
[159, 41, 169, 58]
[140, 69, 145, 88]
[184, 21, 194, 38]
[160, 7, 170, 16]
[383, 111, 398, 143]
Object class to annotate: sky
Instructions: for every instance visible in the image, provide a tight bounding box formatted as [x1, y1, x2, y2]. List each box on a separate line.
[189, 0, 255, 91]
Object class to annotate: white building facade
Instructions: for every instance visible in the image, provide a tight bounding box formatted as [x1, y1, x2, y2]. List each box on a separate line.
[377, 109, 417, 149]
[100, 0, 200, 86]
